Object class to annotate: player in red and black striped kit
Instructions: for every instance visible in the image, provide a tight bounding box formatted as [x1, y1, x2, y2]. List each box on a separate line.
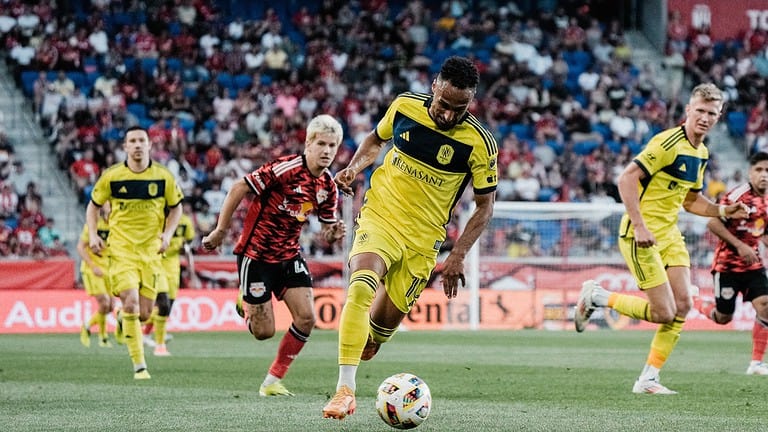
[697, 151, 768, 375]
[202, 114, 347, 396]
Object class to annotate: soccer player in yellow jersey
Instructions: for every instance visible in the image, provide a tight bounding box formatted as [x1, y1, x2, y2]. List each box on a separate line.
[574, 83, 749, 394]
[323, 56, 498, 419]
[86, 126, 184, 380]
[144, 201, 197, 356]
[77, 201, 114, 348]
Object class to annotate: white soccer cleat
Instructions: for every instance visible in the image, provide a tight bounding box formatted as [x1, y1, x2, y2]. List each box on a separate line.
[574, 280, 598, 333]
[632, 377, 678, 395]
[746, 361, 768, 375]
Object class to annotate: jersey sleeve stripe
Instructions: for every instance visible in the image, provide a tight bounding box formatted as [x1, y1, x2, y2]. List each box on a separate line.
[399, 92, 430, 102]
[272, 156, 303, 177]
[660, 128, 685, 151]
[465, 115, 498, 156]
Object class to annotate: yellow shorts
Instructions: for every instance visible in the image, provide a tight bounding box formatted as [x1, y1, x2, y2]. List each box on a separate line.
[350, 219, 437, 313]
[618, 234, 690, 290]
[108, 252, 167, 300]
[82, 270, 109, 297]
[162, 255, 181, 299]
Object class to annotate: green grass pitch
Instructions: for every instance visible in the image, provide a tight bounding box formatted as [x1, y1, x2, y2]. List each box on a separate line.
[1, 330, 764, 431]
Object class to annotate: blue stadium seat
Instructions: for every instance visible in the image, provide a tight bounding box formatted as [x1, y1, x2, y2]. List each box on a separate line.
[727, 111, 747, 138]
[166, 57, 182, 73]
[215, 72, 233, 89]
[66, 72, 85, 89]
[141, 57, 158, 76]
[573, 140, 600, 155]
[127, 103, 147, 119]
[21, 71, 38, 96]
[233, 74, 252, 90]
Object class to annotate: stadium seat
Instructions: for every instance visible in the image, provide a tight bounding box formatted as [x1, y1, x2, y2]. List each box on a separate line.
[727, 111, 747, 137]
[21, 71, 38, 97]
[66, 72, 85, 89]
[573, 140, 600, 155]
[127, 103, 147, 119]
[167, 57, 182, 73]
[215, 72, 233, 89]
[141, 57, 158, 76]
[233, 74, 252, 90]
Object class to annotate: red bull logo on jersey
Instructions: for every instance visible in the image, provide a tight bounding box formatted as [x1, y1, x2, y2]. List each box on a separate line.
[279, 199, 314, 222]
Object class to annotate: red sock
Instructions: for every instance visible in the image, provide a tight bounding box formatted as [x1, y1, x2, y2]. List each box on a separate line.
[752, 320, 768, 362]
[268, 324, 308, 379]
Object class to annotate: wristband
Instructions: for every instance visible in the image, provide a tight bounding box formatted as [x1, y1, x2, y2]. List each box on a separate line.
[719, 205, 726, 218]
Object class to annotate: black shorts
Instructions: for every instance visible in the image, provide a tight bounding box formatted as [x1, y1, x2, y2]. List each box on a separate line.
[236, 255, 313, 305]
[712, 269, 768, 315]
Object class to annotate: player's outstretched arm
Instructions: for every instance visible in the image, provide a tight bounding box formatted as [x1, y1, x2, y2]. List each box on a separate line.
[202, 179, 249, 250]
[441, 191, 495, 299]
[334, 131, 386, 196]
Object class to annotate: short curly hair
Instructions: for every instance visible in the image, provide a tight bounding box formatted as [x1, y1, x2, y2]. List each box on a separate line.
[438, 56, 479, 90]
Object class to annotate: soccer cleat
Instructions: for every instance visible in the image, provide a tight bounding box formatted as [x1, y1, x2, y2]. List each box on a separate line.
[153, 344, 171, 356]
[322, 385, 356, 419]
[235, 296, 244, 318]
[746, 361, 768, 375]
[80, 325, 91, 348]
[259, 381, 294, 397]
[143, 337, 157, 348]
[632, 377, 677, 394]
[134, 369, 151, 380]
[98, 338, 113, 348]
[574, 280, 598, 333]
[693, 295, 715, 320]
[360, 334, 381, 361]
[114, 312, 125, 345]
[142, 321, 154, 336]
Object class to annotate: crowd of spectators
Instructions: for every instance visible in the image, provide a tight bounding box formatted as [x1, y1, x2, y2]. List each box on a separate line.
[0, 131, 67, 258]
[0, 0, 759, 261]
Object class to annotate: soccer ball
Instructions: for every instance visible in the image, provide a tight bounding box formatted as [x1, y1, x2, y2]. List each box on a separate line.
[375, 372, 431, 429]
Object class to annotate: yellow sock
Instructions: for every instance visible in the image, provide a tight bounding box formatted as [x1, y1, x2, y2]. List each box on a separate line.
[122, 313, 146, 368]
[338, 270, 379, 365]
[370, 319, 397, 344]
[87, 313, 100, 329]
[154, 315, 168, 345]
[608, 293, 651, 321]
[95, 312, 107, 339]
[647, 317, 685, 369]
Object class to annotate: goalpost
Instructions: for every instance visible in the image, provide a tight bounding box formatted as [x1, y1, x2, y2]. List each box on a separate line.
[459, 201, 715, 330]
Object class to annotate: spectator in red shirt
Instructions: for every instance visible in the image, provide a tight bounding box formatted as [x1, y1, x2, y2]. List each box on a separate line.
[135, 24, 158, 59]
[70, 148, 100, 203]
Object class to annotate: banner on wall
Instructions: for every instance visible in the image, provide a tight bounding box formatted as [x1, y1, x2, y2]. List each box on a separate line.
[668, 0, 768, 40]
[0, 258, 75, 290]
[0, 285, 754, 334]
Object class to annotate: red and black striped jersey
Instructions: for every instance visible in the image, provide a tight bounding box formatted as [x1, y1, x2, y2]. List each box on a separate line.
[234, 154, 338, 263]
[711, 182, 768, 273]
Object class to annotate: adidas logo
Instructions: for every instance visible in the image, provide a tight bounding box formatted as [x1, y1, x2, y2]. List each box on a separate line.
[119, 186, 128, 193]
[399, 131, 410, 141]
[678, 163, 686, 172]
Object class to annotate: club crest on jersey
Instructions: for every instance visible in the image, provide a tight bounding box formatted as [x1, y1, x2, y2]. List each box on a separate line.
[148, 182, 158, 197]
[317, 189, 328, 204]
[437, 145, 454, 165]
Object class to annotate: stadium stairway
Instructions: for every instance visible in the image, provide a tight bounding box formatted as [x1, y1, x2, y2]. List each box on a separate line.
[0, 61, 83, 250]
[625, 31, 746, 179]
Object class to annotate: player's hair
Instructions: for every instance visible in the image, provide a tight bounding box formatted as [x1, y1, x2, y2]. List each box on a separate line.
[690, 83, 723, 103]
[437, 56, 479, 90]
[124, 125, 148, 135]
[306, 114, 343, 144]
[749, 151, 768, 166]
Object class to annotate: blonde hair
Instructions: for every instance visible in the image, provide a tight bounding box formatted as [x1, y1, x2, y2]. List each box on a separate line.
[306, 114, 343, 145]
[690, 83, 723, 103]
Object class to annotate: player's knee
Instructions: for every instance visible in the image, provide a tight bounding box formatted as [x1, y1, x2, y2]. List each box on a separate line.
[649, 306, 676, 323]
[713, 312, 733, 325]
[249, 322, 275, 340]
[293, 313, 315, 334]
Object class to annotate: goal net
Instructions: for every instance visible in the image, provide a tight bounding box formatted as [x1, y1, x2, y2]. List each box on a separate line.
[454, 201, 720, 330]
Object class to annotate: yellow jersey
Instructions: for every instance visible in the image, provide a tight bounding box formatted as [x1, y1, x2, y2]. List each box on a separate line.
[78, 219, 109, 274]
[362, 92, 498, 255]
[164, 213, 195, 259]
[619, 126, 708, 239]
[90, 161, 184, 253]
